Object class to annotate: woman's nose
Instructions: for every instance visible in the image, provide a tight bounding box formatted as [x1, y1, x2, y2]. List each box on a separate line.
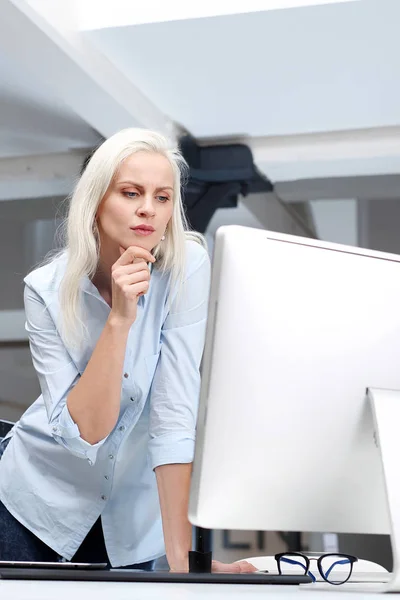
[137, 198, 156, 217]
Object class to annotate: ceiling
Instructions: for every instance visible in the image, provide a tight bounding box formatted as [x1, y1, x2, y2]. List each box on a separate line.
[0, 0, 398, 187]
[76, 0, 358, 30]
[0, 0, 397, 177]
[0, 0, 398, 265]
[0, 0, 398, 254]
[84, 1, 400, 140]
[0, 52, 99, 158]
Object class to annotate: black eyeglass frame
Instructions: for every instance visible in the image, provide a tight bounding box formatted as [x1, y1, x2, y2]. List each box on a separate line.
[275, 551, 358, 585]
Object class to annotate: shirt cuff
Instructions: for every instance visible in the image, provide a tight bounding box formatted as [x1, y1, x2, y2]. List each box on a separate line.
[149, 434, 195, 471]
[51, 403, 108, 464]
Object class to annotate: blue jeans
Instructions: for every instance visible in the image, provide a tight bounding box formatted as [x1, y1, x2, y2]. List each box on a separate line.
[0, 438, 155, 569]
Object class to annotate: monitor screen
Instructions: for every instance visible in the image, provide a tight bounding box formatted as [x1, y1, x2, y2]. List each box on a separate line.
[190, 226, 400, 536]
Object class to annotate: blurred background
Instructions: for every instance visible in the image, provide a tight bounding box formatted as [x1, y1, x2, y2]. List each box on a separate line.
[0, 0, 398, 568]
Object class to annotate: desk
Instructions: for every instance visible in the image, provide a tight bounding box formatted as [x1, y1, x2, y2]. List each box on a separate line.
[0, 581, 389, 599]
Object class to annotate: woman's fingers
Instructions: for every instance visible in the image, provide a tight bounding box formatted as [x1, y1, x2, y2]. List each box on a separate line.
[112, 262, 151, 278]
[114, 245, 155, 269]
[115, 269, 151, 289]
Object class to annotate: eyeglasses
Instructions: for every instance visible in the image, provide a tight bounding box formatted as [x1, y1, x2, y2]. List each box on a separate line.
[275, 552, 358, 585]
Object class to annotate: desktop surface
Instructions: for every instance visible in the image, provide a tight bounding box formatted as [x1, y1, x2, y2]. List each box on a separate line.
[0, 578, 390, 600]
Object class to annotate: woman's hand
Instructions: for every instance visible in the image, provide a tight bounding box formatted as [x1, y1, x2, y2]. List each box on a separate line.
[169, 559, 257, 573]
[212, 559, 257, 573]
[109, 246, 155, 326]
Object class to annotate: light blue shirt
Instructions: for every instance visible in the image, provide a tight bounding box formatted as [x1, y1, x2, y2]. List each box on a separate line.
[0, 240, 210, 567]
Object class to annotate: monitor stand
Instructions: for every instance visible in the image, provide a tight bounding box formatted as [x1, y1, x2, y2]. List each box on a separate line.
[189, 527, 213, 573]
[368, 387, 400, 593]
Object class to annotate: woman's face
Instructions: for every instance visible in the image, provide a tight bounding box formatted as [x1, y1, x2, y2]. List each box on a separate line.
[96, 151, 175, 260]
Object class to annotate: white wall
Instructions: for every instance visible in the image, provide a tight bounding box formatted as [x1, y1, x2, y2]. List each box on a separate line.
[358, 198, 400, 255]
[242, 192, 314, 237]
[310, 199, 358, 246]
[205, 193, 315, 257]
[205, 201, 266, 254]
[0, 198, 61, 418]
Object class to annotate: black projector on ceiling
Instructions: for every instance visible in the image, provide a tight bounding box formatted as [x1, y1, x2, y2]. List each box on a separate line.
[180, 135, 273, 233]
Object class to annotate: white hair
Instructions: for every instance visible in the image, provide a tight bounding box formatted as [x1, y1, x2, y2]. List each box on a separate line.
[50, 128, 205, 348]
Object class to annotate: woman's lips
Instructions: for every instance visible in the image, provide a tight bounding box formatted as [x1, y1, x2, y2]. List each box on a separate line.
[131, 227, 155, 237]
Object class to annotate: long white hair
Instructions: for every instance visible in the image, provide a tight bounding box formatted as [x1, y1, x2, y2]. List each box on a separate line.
[54, 128, 205, 348]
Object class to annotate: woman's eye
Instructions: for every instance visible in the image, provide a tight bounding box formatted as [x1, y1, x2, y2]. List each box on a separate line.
[124, 191, 139, 198]
[157, 195, 169, 203]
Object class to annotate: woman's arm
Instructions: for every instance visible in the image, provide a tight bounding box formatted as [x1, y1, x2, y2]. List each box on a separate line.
[24, 284, 135, 458]
[24, 246, 154, 453]
[148, 243, 210, 570]
[155, 463, 258, 574]
[66, 316, 130, 444]
[155, 463, 192, 571]
[149, 244, 256, 574]
[67, 247, 154, 444]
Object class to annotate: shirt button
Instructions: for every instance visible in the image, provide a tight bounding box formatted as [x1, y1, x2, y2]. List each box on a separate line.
[52, 426, 58, 433]
[124, 373, 129, 378]
[101, 495, 107, 501]
[104, 475, 109, 480]
[118, 426, 125, 432]
[87, 459, 93, 466]
[130, 397, 135, 402]
[108, 454, 114, 460]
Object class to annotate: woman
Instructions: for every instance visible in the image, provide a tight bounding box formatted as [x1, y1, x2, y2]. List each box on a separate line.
[0, 128, 254, 573]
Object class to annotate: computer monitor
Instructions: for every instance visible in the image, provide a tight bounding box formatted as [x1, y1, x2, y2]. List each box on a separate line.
[189, 225, 400, 545]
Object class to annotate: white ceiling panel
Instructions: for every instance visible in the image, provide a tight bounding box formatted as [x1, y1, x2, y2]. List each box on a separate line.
[0, 52, 100, 157]
[77, 0, 359, 30]
[85, 1, 400, 139]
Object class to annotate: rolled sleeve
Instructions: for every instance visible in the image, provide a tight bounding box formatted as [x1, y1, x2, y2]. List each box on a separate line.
[53, 404, 107, 463]
[24, 284, 107, 463]
[148, 433, 196, 472]
[148, 243, 211, 470]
